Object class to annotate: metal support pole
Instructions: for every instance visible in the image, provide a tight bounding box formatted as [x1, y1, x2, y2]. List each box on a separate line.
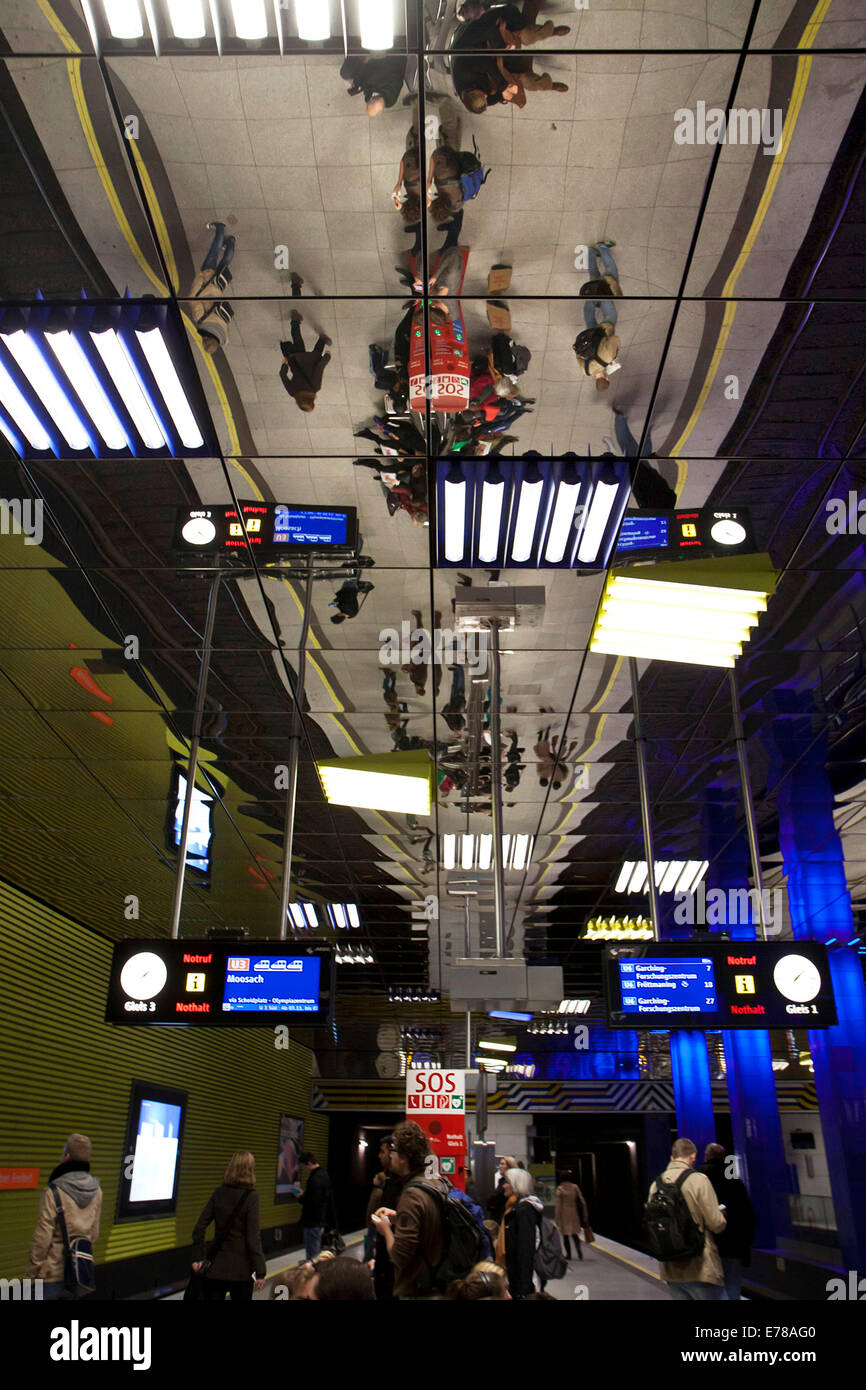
[465, 1011, 472, 1069]
[629, 657, 661, 938]
[278, 567, 316, 939]
[170, 569, 221, 939]
[487, 620, 507, 958]
[728, 669, 769, 940]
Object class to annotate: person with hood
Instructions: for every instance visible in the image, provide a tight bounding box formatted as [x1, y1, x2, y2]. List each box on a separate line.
[700, 1142, 756, 1301]
[279, 310, 332, 413]
[27, 1132, 102, 1299]
[501, 1166, 545, 1299]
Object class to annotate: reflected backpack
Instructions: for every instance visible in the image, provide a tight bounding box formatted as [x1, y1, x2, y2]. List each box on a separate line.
[572, 325, 609, 374]
[533, 1207, 568, 1281]
[408, 1177, 490, 1290]
[457, 138, 491, 201]
[643, 1170, 705, 1261]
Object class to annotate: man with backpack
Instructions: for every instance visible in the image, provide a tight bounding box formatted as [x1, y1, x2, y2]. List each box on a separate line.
[371, 1121, 487, 1298]
[27, 1133, 101, 1300]
[573, 320, 620, 392]
[645, 1137, 727, 1300]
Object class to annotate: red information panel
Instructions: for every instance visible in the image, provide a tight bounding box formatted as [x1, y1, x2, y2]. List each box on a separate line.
[0, 1167, 40, 1190]
[406, 1068, 467, 1189]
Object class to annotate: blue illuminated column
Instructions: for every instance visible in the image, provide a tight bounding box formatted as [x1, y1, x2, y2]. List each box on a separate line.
[769, 692, 866, 1270]
[668, 1031, 716, 1154]
[702, 789, 792, 1246]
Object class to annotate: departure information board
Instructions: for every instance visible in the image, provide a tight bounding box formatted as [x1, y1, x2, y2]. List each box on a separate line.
[615, 507, 754, 559]
[175, 503, 358, 557]
[605, 941, 836, 1029]
[106, 940, 333, 1026]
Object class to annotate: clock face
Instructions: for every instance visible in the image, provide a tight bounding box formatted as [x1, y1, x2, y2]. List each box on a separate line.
[773, 953, 822, 1003]
[181, 516, 217, 547]
[710, 518, 747, 547]
[120, 951, 168, 1001]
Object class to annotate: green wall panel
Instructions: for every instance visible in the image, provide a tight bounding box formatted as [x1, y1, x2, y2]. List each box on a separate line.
[0, 880, 327, 1276]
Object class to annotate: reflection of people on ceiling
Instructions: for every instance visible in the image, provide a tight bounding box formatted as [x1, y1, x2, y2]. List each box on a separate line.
[329, 578, 374, 625]
[573, 319, 620, 393]
[442, 665, 466, 733]
[580, 241, 621, 329]
[505, 730, 525, 792]
[340, 55, 407, 115]
[393, 124, 423, 252]
[607, 408, 678, 510]
[549, 734, 578, 790]
[279, 310, 332, 412]
[188, 220, 235, 355]
[453, 4, 570, 114]
[403, 610, 443, 698]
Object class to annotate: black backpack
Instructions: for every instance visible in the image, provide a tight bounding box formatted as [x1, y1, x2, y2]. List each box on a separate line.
[644, 1170, 706, 1261]
[408, 1177, 489, 1291]
[572, 325, 609, 374]
[533, 1206, 568, 1281]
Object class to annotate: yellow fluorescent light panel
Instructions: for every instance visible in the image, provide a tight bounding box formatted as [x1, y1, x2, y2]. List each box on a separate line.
[590, 555, 777, 667]
[316, 751, 433, 815]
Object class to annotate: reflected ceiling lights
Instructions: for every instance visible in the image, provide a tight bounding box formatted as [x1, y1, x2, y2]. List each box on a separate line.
[287, 902, 361, 929]
[167, 0, 206, 39]
[295, 0, 331, 39]
[590, 556, 778, 668]
[389, 986, 440, 1003]
[436, 455, 631, 569]
[442, 833, 534, 872]
[359, 0, 395, 50]
[231, 0, 268, 39]
[317, 751, 433, 815]
[335, 946, 374, 965]
[615, 860, 708, 895]
[102, 0, 144, 38]
[0, 304, 211, 459]
[585, 915, 654, 941]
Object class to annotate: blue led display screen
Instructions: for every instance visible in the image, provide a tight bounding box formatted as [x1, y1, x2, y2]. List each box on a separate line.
[222, 953, 321, 1014]
[273, 507, 348, 546]
[615, 514, 670, 554]
[618, 957, 717, 1015]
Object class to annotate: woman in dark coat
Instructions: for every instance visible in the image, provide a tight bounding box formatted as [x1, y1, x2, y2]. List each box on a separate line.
[279, 310, 332, 412]
[502, 1167, 546, 1299]
[191, 1150, 267, 1300]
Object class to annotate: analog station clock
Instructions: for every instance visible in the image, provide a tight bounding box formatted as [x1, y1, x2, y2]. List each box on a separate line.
[120, 951, 168, 1001]
[773, 953, 822, 1003]
[709, 517, 747, 547]
[181, 515, 217, 547]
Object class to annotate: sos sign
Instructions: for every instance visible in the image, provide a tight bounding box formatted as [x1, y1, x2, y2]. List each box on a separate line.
[406, 1068, 466, 1112]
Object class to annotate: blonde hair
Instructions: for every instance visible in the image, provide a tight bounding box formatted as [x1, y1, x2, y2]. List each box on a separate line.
[672, 1138, 697, 1160]
[65, 1133, 92, 1162]
[447, 1260, 509, 1300]
[224, 1150, 256, 1186]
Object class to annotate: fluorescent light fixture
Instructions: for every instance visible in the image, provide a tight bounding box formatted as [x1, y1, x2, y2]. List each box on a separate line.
[478, 834, 492, 870]
[681, 860, 709, 894]
[557, 999, 591, 1014]
[444, 475, 467, 562]
[295, 0, 331, 39]
[478, 1040, 516, 1052]
[303, 902, 318, 927]
[510, 474, 543, 563]
[461, 834, 474, 870]
[544, 479, 582, 564]
[288, 903, 306, 929]
[1, 331, 90, 451]
[628, 862, 648, 893]
[347, 903, 360, 928]
[46, 331, 128, 450]
[512, 833, 532, 872]
[489, 1010, 532, 1022]
[89, 329, 166, 448]
[317, 750, 432, 815]
[478, 473, 506, 564]
[167, 0, 205, 38]
[577, 478, 619, 563]
[103, 0, 144, 37]
[332, 903, 347, 928]
[358, 0, 394, 49]
[615, 861, 634, 893]
[443, 834, 456, 870]
[591, 559, 777, 669]
[475, 1055, 506, 1070]
[0, 359, 52, 451]
[231, 0, 267, 38]
[659, 860, 685, 894]
[135, 327, 203, 447]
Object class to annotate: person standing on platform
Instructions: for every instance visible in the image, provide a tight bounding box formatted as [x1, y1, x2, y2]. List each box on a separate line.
[279, 312, 332, 413]
[370, 1121, 449, 1299]
[501, 1167, 545, 1299]
[647, 1138, 727, 1301]
[26, 1133, 102, 1300]
[700, 1142, 756, 1301]
[555, 1169, 589, 1262]
[190, 1151, 266, 1300]
[298, 1151, 332, 1262]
